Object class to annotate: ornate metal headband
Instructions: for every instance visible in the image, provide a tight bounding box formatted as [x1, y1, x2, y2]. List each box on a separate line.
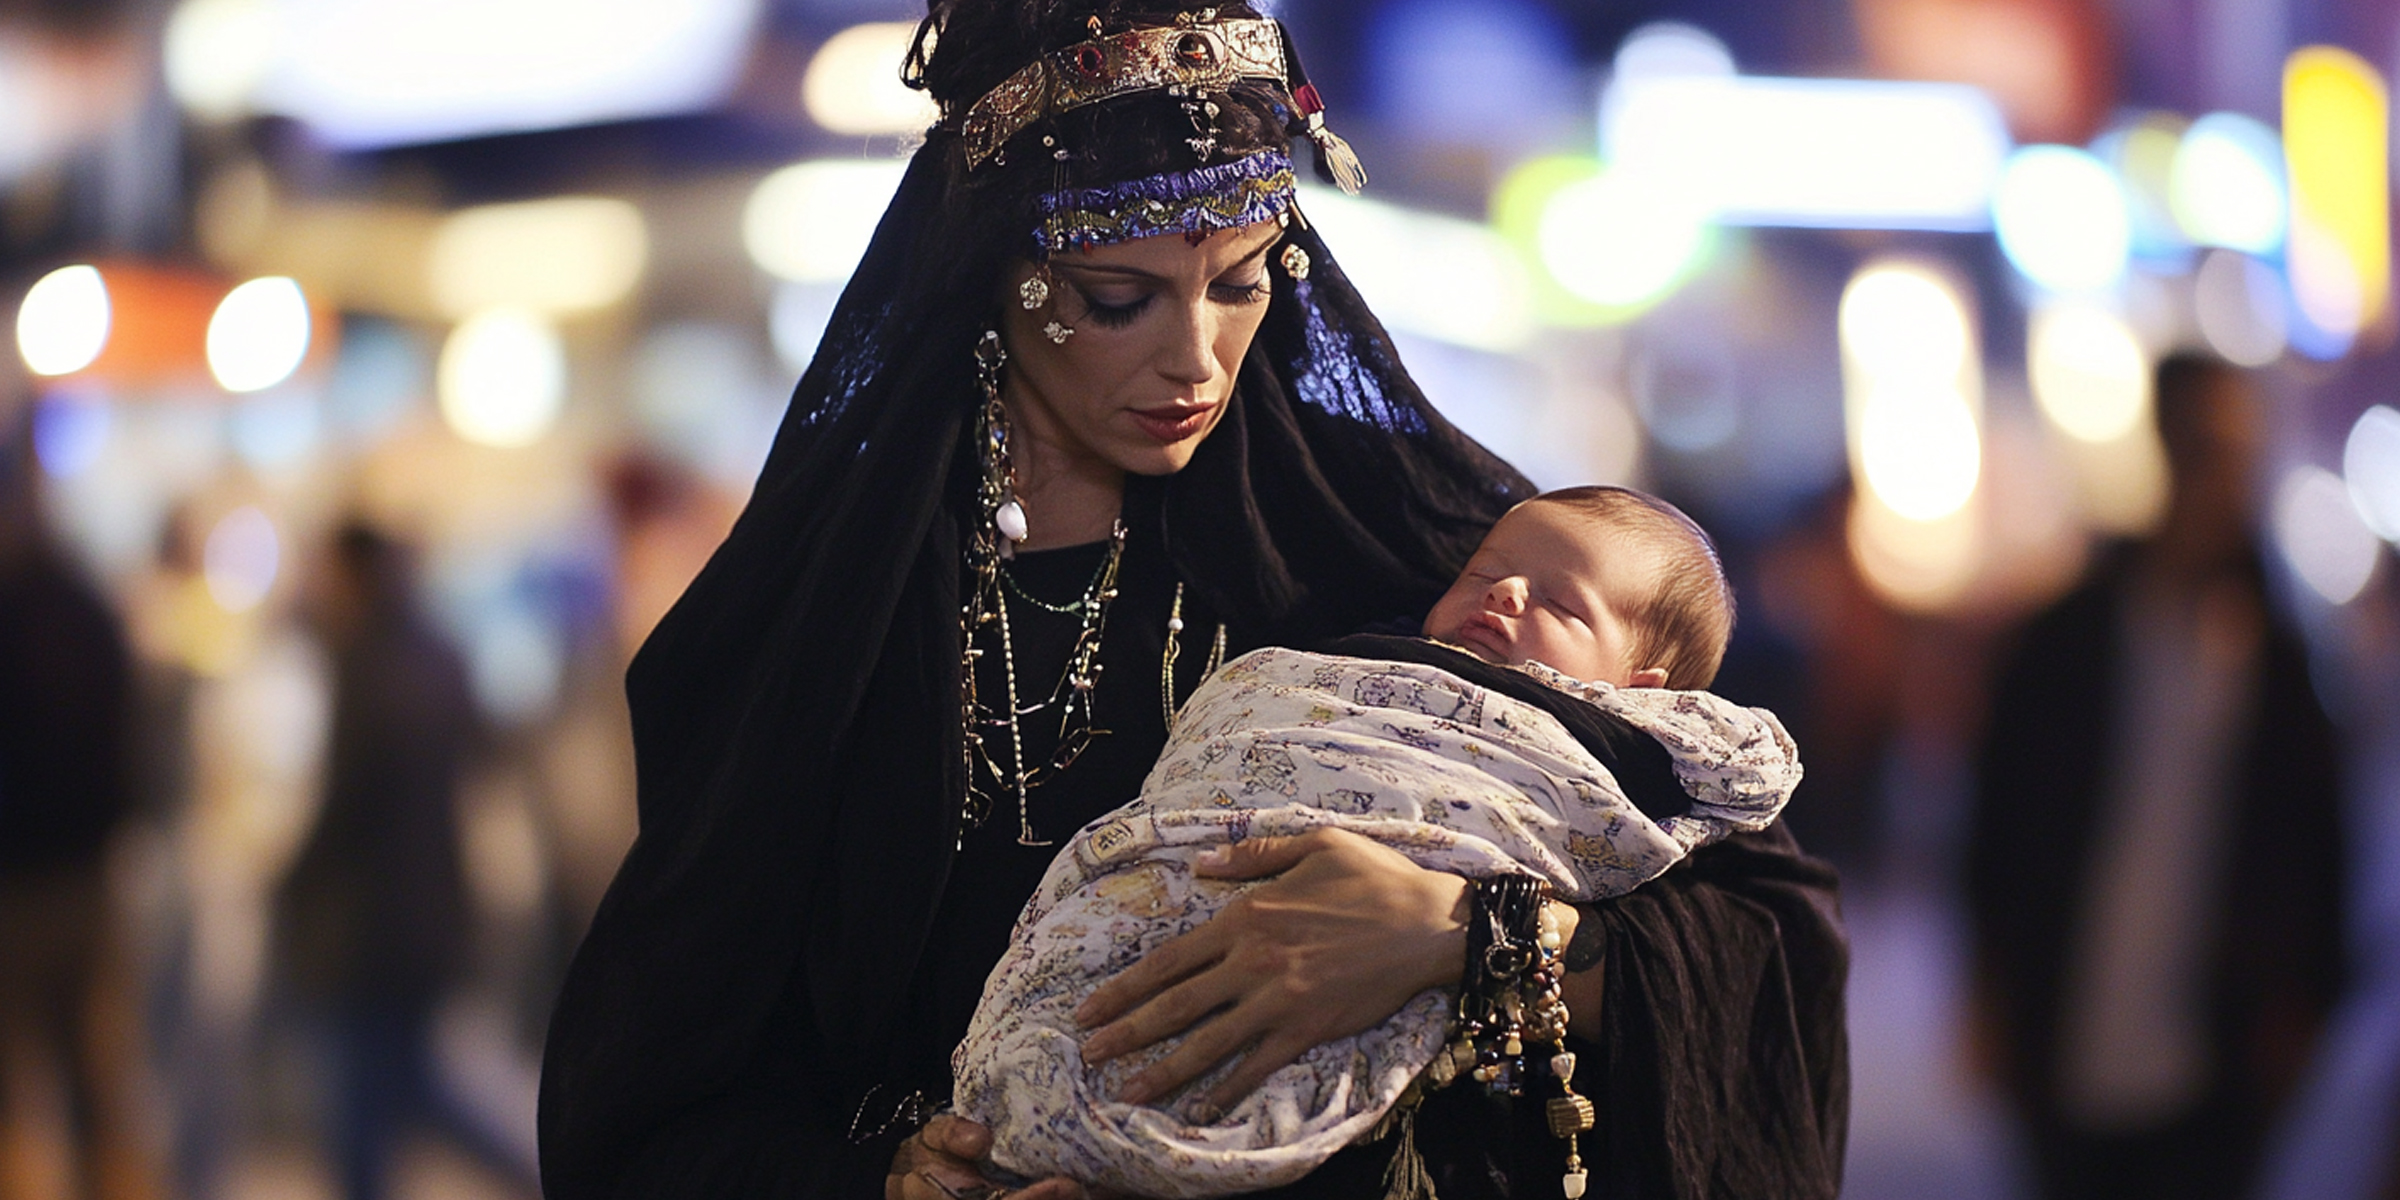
[959, 14, 1288, 170]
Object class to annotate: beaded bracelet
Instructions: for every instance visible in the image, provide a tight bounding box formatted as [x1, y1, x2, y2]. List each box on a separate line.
[1462, 876, 1594, 1198]
[1378, 877, 1596, 1199]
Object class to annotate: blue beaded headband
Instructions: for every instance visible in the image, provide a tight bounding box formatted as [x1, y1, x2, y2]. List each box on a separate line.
[1035, 148, 1295, 253]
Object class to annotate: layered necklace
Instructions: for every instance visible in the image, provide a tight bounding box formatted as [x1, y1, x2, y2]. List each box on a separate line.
[960, 331, 1126, 847]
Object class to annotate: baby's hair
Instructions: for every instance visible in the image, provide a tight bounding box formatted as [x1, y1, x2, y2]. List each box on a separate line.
[1529, 486, 1735, 690]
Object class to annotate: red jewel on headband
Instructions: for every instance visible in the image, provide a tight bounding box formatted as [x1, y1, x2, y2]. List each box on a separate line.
[1175, 33, 1214, 68]
[1072, 43, 1107, 78]
[1293, 82, 1325, 115]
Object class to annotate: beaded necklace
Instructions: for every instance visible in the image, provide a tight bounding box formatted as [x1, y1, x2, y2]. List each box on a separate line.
[960, 333, 1130, 847]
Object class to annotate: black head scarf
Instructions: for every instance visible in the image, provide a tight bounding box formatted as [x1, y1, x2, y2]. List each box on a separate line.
[538, 4, 1533, 1195]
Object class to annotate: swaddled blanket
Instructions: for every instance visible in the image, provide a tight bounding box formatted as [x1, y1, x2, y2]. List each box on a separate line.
[953, 646, 1801, 1198]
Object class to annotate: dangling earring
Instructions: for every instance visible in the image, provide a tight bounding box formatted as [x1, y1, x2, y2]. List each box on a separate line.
[975, 330, 1029, 549]
[1022, 266, 1075, 344]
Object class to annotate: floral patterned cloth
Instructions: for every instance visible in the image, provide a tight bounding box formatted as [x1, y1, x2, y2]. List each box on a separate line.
[952, 646, 1801, 1198]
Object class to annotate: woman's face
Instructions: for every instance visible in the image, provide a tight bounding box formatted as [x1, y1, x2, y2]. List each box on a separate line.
[998, 218, 1285, 482]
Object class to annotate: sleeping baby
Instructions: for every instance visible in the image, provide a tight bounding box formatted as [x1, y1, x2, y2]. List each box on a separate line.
[952, 485, 1803, 1198]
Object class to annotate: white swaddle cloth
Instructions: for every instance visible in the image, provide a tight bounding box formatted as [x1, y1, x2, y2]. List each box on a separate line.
[952, 646, 1801, 1198]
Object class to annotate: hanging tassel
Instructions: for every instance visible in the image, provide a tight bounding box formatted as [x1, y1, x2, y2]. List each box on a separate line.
[1277, 23, 1368, 195]
[1305, 112, 1367, 195]
[1376, 1105, 1436, 1200]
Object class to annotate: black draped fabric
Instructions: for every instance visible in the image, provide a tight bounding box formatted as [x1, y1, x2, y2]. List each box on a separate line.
[539, 98, 1846, 1200]
[537, 127, 1536, 1199]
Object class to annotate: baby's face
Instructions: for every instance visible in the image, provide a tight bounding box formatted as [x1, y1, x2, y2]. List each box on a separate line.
[1422, 501, 1661, 687]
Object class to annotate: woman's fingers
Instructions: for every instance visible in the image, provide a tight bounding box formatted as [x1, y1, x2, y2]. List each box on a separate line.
[1190, 833, 1316, 880]
[1082, 961, 1242, 1065]
[1113, 998, 1266, 1106]
[920, 1114, 993, 1162]
[1076, 905, 1229, 1029]
[1199, 1029, 1318, 1116]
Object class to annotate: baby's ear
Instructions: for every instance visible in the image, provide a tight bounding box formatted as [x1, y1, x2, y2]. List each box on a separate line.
[1627, 667, 1669, 689]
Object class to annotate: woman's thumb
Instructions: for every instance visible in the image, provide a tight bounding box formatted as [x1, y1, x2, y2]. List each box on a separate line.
[1193, 834, 1312, 879]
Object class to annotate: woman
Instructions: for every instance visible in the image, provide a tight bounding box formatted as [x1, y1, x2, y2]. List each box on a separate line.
[537, 3, 1848, 1198]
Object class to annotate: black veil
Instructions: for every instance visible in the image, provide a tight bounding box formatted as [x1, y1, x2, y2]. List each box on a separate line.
[540, 6, 1846, 1197]
[538, 95, 1537, 1198]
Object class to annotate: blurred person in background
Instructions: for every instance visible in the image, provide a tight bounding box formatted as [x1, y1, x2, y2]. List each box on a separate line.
[0, 412, 157, 1200]
[274, 520, 525, 1200]
[1967, 353, 2350, 1200]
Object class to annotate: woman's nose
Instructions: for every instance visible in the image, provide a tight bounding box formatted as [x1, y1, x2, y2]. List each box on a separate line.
[1158, 297, 1217, 386]
[1483, 577, 1527, 615]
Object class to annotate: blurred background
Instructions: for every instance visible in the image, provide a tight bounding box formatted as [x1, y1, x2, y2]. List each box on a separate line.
[0, 0, 2393, 1197]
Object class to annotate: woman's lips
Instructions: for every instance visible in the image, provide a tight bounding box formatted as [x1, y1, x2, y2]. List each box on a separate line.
[1129, 402, 1218, 443]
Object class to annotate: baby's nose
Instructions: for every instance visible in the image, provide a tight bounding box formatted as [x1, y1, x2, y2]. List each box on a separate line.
[1483, 577, 1528, 615]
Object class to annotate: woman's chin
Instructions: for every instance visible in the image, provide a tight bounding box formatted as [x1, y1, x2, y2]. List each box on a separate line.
[1114, 439, 1207, 477]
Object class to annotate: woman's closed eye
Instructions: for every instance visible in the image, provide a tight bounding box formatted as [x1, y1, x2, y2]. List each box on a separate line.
[1208, 276, 1271, 306]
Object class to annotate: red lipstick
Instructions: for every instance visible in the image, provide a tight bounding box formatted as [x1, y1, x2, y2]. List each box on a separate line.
[1129, 402, 1218, 444]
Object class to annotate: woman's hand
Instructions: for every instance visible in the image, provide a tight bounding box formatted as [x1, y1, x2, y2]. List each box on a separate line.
[1073, 828, 1471, 1115]
[886, 1116, 1087, 1200]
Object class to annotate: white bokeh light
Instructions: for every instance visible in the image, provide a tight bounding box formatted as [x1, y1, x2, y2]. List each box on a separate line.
[438, 308, 567, 448]
[207, 276, 312, 393]
[1992, 145, 2132, 292]
[743, 160, 908, 284]
[428, 196, 647, 319]
[204, 505, 281, 613]
[18, 265, 111, 377]
[2028, 304, 2150, 443]
[164, 0, 277, 121]
[802, 23, 940, 137]
[2167, 112, 2287, 255]
[2275, 464, 2381, 604]
[1839, 264, 1972, 386]
[1856, 387, 1983, 520]
[2344, 405, 2400, 541]
[2191, 249, 2289, 367]
[1535, 168, 1709, 309]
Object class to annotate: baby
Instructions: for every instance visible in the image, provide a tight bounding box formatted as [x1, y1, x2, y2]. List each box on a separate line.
[952, 486, 1802, 1198]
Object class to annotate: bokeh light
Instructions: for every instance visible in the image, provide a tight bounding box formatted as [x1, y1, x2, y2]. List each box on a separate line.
[1300, 188, 1534, 352]
[2345, 405, 2400, 541]
[1991, 145, 2131, 292]
[1839, 264, 1973, 387]
[18, 264, 112, 376]
[1534, 167, 1711, 313]
[1605, 73, 2010, 231]
[1847, 490, 1980, 612]
[2283, 46, 2390, 344]
[2191, 249, 2289, 366]
[164, 0, 276, 121]
[244, 0, 763, 148]
[743, 160, 908, 283]
[206, 276, 312, 393]
[438, 308, 567, 448]
[31, 389, 112, 479]
[2275, 463, 2382, 604]
[2167, 113, 2286, 255]
[428, 196, 648, 319]
[802, 23, 940, 137]
[1856, 388, 1983, 520]
[2028, 304, 2149, 443]
[1841, 261, 1983, 525]
[203, 505, 281, 613]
